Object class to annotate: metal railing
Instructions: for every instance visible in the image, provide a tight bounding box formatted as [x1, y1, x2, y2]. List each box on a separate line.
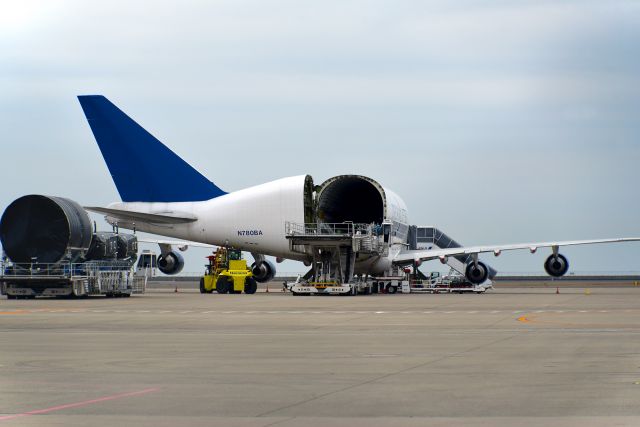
[284, 222, 387, 256]
[285, 222, 373, 237]
[1, 260, 136, 278]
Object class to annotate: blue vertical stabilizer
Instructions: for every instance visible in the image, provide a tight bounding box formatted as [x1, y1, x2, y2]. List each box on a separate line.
[78, 95, 226, 202]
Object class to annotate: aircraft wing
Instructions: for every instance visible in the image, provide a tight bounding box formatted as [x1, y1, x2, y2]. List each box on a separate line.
[394, 237, 640, 264]
[85, 206, 197, 224]
[137, 238, 215, 249]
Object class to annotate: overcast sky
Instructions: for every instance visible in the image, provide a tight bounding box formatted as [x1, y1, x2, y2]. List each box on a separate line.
[1, 0, 639, 274]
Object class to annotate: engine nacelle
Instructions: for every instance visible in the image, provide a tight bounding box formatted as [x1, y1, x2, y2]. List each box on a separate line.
[251, 260, 276, 283]
[544, 254, 569, 277]
[157, 251, 184, 275]
[465, 261, 489, 285]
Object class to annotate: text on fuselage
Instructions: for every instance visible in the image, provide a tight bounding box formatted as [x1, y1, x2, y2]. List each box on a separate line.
[237, 230, 263, 236]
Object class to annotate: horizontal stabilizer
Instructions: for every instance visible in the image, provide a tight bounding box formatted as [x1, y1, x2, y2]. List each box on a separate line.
[137, 238, 215, 249]
[85, 206, 197, 224]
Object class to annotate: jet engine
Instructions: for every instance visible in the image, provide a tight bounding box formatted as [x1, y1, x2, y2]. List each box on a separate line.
[251, 260, 276, 283]
[157, 251, 184, 275]
[465, 261, 489, 284]
[544, 254, 569, 277]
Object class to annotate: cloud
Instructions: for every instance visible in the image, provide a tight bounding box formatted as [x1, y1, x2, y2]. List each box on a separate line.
[1, 0, 639, 272]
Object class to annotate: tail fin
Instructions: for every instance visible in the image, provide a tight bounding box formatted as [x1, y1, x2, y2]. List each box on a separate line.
[78, 95, 226, 202]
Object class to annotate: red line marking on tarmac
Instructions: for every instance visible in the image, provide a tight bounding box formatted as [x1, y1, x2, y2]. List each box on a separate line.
[0, 387, 160, 422]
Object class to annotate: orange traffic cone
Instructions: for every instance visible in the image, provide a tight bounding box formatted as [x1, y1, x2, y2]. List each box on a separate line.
[174, 286, 178, 293]
[556, 287, 559, 294]
[266, 283, 269, 293]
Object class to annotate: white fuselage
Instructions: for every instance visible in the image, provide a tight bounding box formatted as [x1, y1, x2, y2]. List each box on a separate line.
[105, 174, 409, 274]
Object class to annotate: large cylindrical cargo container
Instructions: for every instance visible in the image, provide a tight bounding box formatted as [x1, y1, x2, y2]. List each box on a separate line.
[85, 232, 118, 261]
[115, 234, 138, 260]
[0, 195, 93, 264]
[84, 232, 138, 261]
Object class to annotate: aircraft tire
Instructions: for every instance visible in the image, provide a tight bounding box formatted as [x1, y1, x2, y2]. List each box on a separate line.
[386, 284, 397, 294]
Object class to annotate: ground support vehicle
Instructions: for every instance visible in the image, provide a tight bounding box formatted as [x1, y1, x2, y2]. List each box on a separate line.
[289, 278, 373, 296]
[1, 260, 149, 298]
[285, 222, 386, 296]
[409, 270, 493, 293]
[0, 194, 152, 298]
[368, 276, 409, 294]
[409, 280, 491, 294]
[290, 281, 351, 296]
[283, 222, 494, 296]
[200, 248, 257, 294]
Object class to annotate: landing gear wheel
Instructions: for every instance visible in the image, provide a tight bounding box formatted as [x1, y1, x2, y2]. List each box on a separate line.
[244, 277, 257, 294]
[386, 284, 397, 294]
[216, 276, 231, 294]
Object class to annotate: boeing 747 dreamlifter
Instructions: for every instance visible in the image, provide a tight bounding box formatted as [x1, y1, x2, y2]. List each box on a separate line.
[77, 95, 640, 287]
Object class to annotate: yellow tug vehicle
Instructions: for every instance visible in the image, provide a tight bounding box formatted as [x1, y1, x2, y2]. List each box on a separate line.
[200, 248, 257, 294]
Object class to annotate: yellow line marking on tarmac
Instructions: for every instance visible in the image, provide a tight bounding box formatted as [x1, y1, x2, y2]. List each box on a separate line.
[517, 316, 531, 323]
[0, 310, 28, 315]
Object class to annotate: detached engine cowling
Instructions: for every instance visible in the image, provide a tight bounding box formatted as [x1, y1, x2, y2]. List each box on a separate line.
[251, 260, 276, 283]
[465, 261, 489, 284]
[544, 254, 569, 277]
[157, 251, 184, 275]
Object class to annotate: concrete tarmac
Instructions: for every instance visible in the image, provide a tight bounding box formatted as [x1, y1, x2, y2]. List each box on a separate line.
[2, 288, 640, 426]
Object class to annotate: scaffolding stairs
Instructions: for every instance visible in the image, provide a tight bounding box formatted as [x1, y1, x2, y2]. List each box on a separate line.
[408, 226, 497, 281]
[285, 222, 383, 294]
